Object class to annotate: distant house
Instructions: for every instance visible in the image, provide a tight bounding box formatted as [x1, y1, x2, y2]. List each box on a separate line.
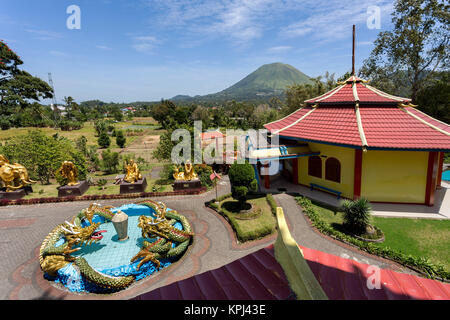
[121, 107, 136, 114]
[200, 129, 225, 143]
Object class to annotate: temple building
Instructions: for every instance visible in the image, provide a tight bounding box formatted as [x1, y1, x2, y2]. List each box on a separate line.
[253, 75, 450, 206]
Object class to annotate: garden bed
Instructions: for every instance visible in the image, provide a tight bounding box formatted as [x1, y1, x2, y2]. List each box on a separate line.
[206, 193, 277, 243]
[0, 187, 207, 207]
[295, 196, 450, 282]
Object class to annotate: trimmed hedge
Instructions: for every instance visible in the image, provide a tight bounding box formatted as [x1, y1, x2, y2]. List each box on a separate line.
[0, 187, 207, 207]
[206, 193, 276, 243]
[266, 193, 278, 216]
[296, 196, 450, 282]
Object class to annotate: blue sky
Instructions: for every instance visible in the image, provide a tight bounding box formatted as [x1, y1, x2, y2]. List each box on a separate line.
[1, 0, 395, 103]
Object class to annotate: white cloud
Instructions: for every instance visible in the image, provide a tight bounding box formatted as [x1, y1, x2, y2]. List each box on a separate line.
[25, 29, 63, 41]
[140, 0, 394, 47]
[280, 1, 394, 42]
[96, 45, 112, 50]
[267, 46, 292, 53]
[131, 35, 159, 53]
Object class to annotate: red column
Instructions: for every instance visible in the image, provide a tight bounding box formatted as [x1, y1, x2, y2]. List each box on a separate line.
[353, 149, 363, 200]
[436, 152, 444, 189]
[262, 163, 270, 189]
[292, 158, 299, 184]
[425, 152, 439, 206]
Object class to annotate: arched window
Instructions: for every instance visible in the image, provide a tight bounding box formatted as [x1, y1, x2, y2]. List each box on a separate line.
[308, 156, 322, 178]
[325, 157, 341, 183]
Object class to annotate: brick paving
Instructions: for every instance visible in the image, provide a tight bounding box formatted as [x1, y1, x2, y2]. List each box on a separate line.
[0, 177, 416, 300]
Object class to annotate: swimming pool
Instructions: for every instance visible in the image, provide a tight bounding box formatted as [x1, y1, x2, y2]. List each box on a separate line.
[443, 170, 450, 181]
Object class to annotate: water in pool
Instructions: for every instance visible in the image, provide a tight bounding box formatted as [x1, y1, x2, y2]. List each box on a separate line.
[51, 203, 183, 293]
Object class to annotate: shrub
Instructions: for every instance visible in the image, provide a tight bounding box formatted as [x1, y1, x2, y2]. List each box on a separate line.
[194, 164, 213, 187]
[116, 130, 126, 148]
[98, 132, 111, 148]
[342, 198, 372, 235]
[228, 162, 258, 209]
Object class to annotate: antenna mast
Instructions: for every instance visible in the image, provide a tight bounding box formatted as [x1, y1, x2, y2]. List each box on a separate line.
[352, 25, 356, 76]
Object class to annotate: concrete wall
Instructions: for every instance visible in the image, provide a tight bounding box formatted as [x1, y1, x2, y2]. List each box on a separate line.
[297, 142, 355, 199]
[360, 150, 428, 203]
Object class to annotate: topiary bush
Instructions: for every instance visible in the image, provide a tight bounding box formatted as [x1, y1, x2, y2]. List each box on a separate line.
[228, 162, 258, 210]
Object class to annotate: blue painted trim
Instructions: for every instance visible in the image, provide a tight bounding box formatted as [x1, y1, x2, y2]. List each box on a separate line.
[277, 135, 450, 152]
[366, 147, 450, 152]
[278, 135, 363, 149]
[252, 164, 261, 192]
[246, 152, 320, 162]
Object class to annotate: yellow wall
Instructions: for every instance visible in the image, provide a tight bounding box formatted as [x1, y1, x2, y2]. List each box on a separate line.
[297, 143, 355, 199]
[361, 150, 428, 203]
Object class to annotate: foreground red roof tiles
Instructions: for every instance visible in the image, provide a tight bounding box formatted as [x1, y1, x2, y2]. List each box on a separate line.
[131, 245, 450, 300]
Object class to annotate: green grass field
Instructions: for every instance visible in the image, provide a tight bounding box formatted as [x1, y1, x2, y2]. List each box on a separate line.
[308, 203, 450, 270]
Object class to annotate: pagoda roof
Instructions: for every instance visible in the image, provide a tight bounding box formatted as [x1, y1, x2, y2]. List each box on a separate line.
[304, 76, 411, 105]
[265, 76, 450, 151]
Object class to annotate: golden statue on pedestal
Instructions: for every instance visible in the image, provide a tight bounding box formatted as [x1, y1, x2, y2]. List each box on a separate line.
[56, 161, 79, 186]
[173, 161, 198, 181]
[0, 155, 36, 192]
[124, 159, 142, 183]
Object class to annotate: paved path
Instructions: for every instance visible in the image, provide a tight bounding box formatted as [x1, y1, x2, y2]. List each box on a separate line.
[273, 193, 413, 272]
[0, 178, 415, 300]
[263, 178, 450, 220]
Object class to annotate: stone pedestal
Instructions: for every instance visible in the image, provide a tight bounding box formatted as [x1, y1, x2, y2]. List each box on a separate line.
[120, 178, 147, 194]
[58, 180, 89, 197]
[173, 179, 202, 191]
[0, 189, 27, 200]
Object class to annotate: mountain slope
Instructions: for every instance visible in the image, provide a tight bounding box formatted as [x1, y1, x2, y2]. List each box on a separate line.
[172, 62, 314, 103]
[220, 62, 314, 96]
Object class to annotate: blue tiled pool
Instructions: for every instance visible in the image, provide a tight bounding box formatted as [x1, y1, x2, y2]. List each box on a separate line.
[443, 170, 450, 181]
[48, 203, 184, 293]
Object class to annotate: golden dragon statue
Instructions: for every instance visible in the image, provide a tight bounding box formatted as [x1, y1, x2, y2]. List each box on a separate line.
[39, 201, 194, 292]
[131, 200, 194, 270]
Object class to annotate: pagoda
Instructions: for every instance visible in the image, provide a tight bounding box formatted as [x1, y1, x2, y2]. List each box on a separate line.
[262, 26, 450, 206]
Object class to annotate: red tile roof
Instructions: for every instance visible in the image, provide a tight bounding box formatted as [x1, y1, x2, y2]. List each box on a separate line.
[359, 107, 450, 150]
[305, 77, 411, 105]
[131, 245, 450, 300]
[201, 130, 224, 141]
[265, 76, 450, 150]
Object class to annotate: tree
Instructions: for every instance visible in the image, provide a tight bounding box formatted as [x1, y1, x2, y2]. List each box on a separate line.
[416, 71, 450, 123]
[228, 162, 258, 210]
[94, 120, 108, 136]
[0, 130, 87, 185]
[116, 130, 126, 148]
[283, 72, 337, 116]
[101, 149, 119, 174]
[0, 41, 53, 126]
[98, 132, 111, 148]
[360, 0, 449, 102]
